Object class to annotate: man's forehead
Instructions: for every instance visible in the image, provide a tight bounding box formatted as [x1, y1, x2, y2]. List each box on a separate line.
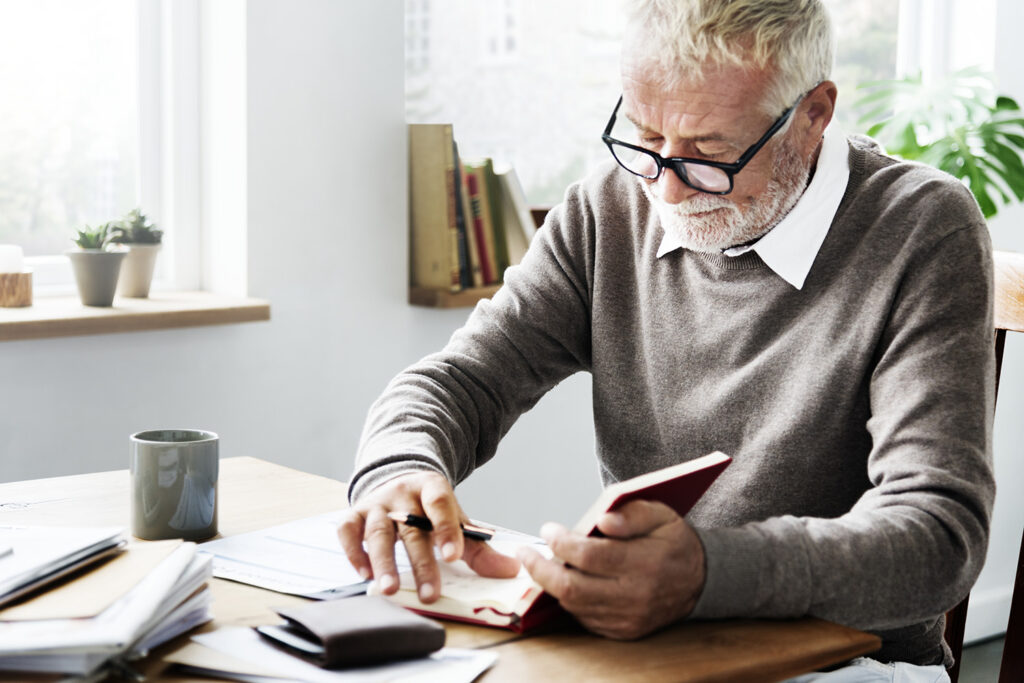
[620, 88, 754, 139]
[621, 106, 729, 142]
[620, 63, 773, 137]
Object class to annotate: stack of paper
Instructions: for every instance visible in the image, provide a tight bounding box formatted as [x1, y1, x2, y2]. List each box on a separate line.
[0, 525, 125, 606]
[0, 534, 213, 679]
[199, 511, 386, 599]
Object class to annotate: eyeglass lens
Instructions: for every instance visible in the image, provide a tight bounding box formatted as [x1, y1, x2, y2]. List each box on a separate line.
[608, 141, 731, 192]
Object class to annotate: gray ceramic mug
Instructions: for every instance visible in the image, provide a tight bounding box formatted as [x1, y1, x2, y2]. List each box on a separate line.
[130, 429, 219, 541]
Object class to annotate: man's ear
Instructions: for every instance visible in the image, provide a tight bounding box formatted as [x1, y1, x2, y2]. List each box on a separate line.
[797, 80, 837, 156]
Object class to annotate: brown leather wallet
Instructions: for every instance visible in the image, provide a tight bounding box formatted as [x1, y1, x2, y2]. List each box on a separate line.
[255, 595, 446, 668]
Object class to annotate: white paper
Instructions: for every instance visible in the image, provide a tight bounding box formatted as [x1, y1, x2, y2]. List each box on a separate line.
[0, 525, 124, 599]
[192, 627, 497, 683]
[0, 544, 212, 676]
[200, 511, 407, 598]
[389, 527, 550, 611]
[0, 544, 203, 656]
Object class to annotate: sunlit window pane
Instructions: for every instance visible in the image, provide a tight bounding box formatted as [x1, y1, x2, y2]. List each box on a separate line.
[405, 0, 898, 206]
[0, 0, 139, 257]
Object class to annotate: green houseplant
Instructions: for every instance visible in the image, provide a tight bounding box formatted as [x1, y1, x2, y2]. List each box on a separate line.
[854, 66, 1024, 218]
[109, 208, 163, 298]
[66, 222, 127, 307]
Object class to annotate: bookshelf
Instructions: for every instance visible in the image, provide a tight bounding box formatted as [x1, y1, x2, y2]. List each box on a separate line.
[409, 207, 548, 308]
[409, 284, 503, 308]
[407, 166, 550, 307]
[407, 122, 552, 309]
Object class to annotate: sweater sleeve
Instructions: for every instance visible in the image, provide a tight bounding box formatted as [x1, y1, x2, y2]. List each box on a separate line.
[347, 183, 596, 504]
[691, 220, 996, 641]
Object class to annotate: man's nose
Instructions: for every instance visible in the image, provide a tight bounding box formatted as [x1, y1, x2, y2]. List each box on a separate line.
[651, 165, 703, 205]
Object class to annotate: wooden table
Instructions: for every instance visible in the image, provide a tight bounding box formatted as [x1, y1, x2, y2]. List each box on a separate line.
[0, 457, 880, 682]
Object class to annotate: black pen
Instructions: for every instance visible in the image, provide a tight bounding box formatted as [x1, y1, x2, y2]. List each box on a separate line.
[387, 512, 494, 541]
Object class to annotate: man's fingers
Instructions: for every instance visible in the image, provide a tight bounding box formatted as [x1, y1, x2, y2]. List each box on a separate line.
[363, 507, 400, 593]
[419, 475, 465, 562]
[463, 539, 522, 578]
[595, 500, 679, 539]
[540, 522, 628, 577]
[396, 520, 441, 602]
[337, 509, 372, 580]
[518, 545, 673, 641]
[517, 546, 617, 611]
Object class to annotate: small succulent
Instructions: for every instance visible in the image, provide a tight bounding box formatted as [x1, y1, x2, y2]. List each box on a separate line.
[72, 222, 118, 250]
[109, 208, 163, 245]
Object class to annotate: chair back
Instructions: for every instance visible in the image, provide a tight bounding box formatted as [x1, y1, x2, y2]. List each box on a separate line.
[945, 249, 1024, 683]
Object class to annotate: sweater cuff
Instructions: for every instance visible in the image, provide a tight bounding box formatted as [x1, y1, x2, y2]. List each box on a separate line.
[347, 459, 447, 505]
[689, 520, 811, 620]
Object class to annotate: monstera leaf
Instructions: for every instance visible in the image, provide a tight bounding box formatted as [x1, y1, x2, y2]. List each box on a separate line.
[855, 67, 1024, 218]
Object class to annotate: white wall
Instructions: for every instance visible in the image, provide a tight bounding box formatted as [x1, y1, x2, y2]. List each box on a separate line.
[0, 0, 1020, 645]
[0, 0, 599, 535]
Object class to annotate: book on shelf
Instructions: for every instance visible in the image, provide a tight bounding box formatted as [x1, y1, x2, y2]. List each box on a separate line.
[408, 123, 462, 293]
[407, 122, 534, 296]
[468, 158, 511, 282]
[460, 170, 485, 288]
[452, 144, 483, 289]
[462, 164, 498, 285]
[495, 165, 537, 267]
[375, 451, 732, 632]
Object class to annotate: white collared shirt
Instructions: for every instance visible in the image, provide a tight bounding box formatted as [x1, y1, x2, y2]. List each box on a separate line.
[656, 124, 850, 290]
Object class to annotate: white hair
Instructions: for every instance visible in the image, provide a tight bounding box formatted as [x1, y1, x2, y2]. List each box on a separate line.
[625, 0, 834, 114]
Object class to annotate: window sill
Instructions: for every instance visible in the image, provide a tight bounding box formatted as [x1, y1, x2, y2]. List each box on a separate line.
[0, 291, 270, 342]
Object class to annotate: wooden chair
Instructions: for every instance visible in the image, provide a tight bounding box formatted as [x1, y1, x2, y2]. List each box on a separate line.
[945, 249, 1024, 683]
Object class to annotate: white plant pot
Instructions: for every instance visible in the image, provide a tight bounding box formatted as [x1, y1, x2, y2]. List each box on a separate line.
[117, 243, 161, 298]
[66, 248, 127, 307]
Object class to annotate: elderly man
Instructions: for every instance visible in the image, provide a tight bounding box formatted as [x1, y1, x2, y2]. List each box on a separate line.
[340, 1, 995, 680]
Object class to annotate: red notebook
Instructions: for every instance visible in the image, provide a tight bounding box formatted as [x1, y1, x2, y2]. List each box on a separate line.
[376, 451, 731, 632]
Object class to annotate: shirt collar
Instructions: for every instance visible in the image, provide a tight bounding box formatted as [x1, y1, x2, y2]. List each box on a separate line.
[656, 124, 850, 290]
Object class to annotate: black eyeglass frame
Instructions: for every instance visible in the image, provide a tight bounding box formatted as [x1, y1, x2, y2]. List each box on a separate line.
[601, 95, 801, 195]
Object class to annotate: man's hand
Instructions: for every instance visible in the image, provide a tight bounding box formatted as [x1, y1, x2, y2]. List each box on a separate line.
[517, 500, 705, 640]
[337, 471, 520, 603]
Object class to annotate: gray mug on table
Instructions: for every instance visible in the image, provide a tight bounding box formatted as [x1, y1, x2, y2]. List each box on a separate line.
[130, 429, 219, 541]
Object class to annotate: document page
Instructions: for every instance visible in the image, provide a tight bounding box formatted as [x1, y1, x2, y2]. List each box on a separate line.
[200, 512, 401, 598]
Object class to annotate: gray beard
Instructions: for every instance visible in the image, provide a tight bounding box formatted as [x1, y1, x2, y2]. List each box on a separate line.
[641, 140, 812, 254]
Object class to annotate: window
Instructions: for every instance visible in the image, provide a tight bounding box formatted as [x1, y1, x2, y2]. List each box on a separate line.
[0, 0, 200, 292]
[0, 0, 140, 287]
[404, 0, 911, 206]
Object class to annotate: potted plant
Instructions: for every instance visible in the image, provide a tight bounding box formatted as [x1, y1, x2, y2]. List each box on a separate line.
[854, 66, 1024, 218]
[66, 222, 127, 307]
[109, 208, 163, 298]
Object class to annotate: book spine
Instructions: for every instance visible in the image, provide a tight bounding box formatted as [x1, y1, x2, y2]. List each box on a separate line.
[408, 124, 461, 292]
[499, 166, 537, 242]
[465, 169, 496, 285]
[496, 167, 531, 267]
[442, 131, 460, 292]
[482, 159, 510, 282]
[461, 172, 484, 287]
[451, 142, 473, 290]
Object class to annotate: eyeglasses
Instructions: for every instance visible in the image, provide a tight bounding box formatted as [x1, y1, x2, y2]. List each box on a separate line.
[601, 95, 800, 195]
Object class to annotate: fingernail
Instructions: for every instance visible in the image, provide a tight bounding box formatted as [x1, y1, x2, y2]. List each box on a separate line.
[419, 582, 435, 600]
[358, 566, 371, 580]
[540, 522, 560, 541]
[442, 542, 457, 561]
[380, 574, 397, 592]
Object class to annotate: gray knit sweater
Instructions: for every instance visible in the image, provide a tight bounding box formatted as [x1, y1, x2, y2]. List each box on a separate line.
[351, 137, 996, 666]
